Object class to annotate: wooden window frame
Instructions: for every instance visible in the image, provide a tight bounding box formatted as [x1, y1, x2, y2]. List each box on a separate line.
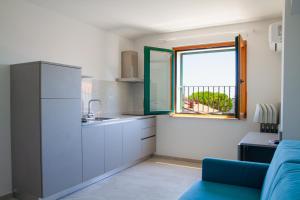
[237, 37, 247, 119]
[172, 40, 247, 119]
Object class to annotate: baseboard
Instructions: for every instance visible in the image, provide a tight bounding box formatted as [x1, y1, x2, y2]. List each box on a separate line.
[154, 154, 202, 164]
[0, 193, 13, 200]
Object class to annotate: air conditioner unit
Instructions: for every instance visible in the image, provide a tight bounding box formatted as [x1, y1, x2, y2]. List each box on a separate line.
[269, 21, 282, 52]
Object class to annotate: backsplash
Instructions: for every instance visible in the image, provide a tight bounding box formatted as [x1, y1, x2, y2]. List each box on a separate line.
[81, 78, 144, 117]
[131, 83, 144, 114]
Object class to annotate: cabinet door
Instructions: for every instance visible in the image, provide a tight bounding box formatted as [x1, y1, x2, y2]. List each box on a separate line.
[41, 99, 82, 197]
[82, 126, 105, 181]
[41, 63, 81, 99]
[105, 124, 123, 172]
[141, 127, 156, 139]
[141, 136, 156, 158]
[123, 121, 142, 164]
[140, 117, 156, 129]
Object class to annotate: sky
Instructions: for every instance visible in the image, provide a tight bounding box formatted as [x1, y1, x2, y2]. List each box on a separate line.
[181, 50, 236, 86]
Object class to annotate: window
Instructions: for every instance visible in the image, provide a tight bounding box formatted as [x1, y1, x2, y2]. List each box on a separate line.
[175, 45, 236, 116]
[144, 47, 174, 115]
[144, 35, 247, 119]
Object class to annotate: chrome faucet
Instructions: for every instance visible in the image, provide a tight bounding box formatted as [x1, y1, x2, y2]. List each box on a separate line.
[87, 99, 101, 119]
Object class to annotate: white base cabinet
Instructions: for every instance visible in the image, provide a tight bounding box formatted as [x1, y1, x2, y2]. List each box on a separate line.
[104, 124, 123, 172]
[82, 125, 105, 181]
[141, 136, 156, 158]
[123, 121, 142, 164]
[140, 117, 156, 157]
[81, 117, 156, 183]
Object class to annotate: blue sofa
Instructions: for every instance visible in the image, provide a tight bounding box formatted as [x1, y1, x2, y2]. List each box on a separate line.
[179, 140, 300, 200]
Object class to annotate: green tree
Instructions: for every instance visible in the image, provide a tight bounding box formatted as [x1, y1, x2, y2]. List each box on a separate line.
[188, 91, 233, 112]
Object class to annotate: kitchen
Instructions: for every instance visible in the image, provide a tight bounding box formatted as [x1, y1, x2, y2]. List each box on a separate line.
[2, 0, 296, 200]
[10, 60, 156, 200]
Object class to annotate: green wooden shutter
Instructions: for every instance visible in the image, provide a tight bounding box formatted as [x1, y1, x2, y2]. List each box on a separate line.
[144, 46, 174, 115]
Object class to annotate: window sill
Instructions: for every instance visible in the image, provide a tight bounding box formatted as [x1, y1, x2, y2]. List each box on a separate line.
[169, 113, 238, 120]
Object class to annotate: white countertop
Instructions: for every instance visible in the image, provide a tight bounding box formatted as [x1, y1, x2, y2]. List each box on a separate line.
[238, 132, 278, 148]
[81, 114, 155, 126]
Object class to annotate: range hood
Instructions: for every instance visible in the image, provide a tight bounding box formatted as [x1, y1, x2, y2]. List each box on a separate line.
[116, 51, 143, 83]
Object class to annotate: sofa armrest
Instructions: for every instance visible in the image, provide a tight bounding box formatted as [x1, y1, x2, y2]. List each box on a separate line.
[202, 158, 269, 189]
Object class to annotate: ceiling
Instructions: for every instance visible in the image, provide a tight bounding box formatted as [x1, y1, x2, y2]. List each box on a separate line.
[25, 0, 283, 39]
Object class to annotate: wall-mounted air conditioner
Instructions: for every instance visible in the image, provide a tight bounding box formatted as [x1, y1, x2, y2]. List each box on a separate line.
[269, 21, 282, 52]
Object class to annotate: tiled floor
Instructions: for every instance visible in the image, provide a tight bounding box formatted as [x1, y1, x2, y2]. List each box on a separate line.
[62, 157, 201, 200]
[10, 157, 201, 200]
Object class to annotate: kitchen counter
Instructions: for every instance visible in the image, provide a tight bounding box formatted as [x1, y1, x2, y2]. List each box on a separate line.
[81, 115, 155, 126]
[81, 113, 156, 191]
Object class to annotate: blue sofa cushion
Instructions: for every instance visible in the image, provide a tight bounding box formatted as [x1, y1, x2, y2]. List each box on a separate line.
[202, 158, 269, 189]
[261, 140, 300, 200]
[269, 162, 300, 200]
[179, 181, 261, 200]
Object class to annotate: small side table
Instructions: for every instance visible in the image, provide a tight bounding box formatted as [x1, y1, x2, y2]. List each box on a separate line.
[238, 132, 278, 163]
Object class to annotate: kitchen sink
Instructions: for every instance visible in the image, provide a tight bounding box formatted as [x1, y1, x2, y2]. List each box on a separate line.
[94, 117, 115, 121]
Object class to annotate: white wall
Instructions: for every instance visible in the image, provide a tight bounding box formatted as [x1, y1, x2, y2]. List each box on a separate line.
[281, 0, 300, 139]
[134, 19, 282, 160]
[0, 0, 134, 196]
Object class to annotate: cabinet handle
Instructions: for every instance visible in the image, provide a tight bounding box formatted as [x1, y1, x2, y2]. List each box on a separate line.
[141, 135, 155, 140]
